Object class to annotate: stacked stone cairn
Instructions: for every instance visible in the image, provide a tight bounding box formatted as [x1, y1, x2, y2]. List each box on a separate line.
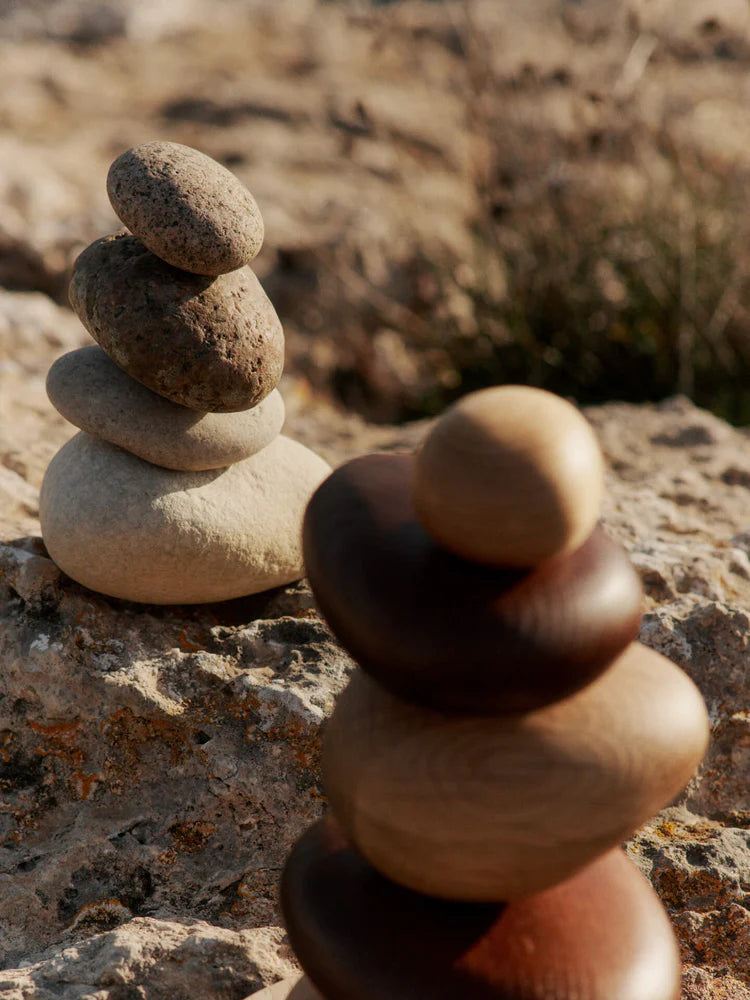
[260, 386, 711, 1000]
[40, 141, 330, 604]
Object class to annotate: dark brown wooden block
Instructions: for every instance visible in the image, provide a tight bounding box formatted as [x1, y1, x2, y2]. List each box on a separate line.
[281, 816, 682, 1000]
[303, 453, 643, 713]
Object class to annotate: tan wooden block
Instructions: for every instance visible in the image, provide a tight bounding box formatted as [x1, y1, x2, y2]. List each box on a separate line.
[413, 385, 604, 567]
[323, 642, 709, 900]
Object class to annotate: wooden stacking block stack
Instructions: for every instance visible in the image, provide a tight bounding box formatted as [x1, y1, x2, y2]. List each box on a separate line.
[278, 386, 710, 1000]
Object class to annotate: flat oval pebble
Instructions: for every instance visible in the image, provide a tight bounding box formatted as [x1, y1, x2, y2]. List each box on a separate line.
[413, 385, 605, 567]
[107, 140, 264, 275]
[40, 432, 331, 604]
[282, 817, 682, 1000]
[69, 232, 283, 412]
[322, 644, 709, 901]
[304, 453, 642, 713]
[47, 346, 285, 471]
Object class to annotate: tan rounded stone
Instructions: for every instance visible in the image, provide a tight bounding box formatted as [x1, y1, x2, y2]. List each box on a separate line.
[47, 346, 285, 471]
[413, 385, 605, 567]
[107, 140, 264, 275]
[39, 432, 331, 604]
[323, 643, 710, 901]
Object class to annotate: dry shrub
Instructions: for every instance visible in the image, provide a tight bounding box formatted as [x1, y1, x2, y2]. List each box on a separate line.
[297, 0, 750, 424]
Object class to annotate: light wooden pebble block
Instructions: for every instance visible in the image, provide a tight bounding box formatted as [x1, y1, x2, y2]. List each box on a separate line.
[413, 385, 605, 567]
[245, 976, 325, 1000]
[323, 642, 710, 901]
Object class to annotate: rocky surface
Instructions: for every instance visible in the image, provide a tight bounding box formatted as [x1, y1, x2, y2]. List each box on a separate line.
[591, 398, 750, 1000]
[0, 0, 748, 996]
[0, 293, 748, 998]
[0, 921, 298, 1000]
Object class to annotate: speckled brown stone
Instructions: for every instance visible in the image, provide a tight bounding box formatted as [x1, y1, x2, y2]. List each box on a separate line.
[107, 141, 264, 275]
[69, 232, 284, 412]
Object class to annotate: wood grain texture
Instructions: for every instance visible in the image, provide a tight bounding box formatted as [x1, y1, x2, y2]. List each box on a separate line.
[323, 643, 710, 900]
[303, 453, 642, 714]
[246, 976, 325, 1000]
[281, 816, 682, 1000]
[412, 386, 604, 567]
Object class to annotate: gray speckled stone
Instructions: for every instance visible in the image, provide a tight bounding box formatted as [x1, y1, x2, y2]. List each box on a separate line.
[69, 232, 284, 412]
[40, 431, 332, 604]
[107, 141, 264, 275]
[47, 346, 286, 471]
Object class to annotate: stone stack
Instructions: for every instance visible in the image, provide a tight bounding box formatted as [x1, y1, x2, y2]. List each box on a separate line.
[40, 141, 330, 604]
[272, 386, 710, 1000]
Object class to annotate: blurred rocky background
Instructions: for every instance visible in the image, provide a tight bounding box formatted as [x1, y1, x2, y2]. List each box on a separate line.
[0, 1, 748, 998]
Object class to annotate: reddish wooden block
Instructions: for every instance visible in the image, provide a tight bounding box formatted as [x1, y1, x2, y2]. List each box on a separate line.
[282, 817, 682, 1000]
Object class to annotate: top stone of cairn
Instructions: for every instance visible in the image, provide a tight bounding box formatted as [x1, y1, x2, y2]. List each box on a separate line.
[412, 385, 604, 567]
[107, 140, 264, 275]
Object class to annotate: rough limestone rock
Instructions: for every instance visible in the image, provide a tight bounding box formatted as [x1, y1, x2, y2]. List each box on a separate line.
[0, 532, 355, 985]
[0, 0, 223, 44]
[107, 140, 264, 275]
[69, 233, 284, 412]
[248, 975, 322, 1000]
[39, 431, 331, 603]
[47, 346, 286, 471]
[584, 397, 750, 1000]
[0, 920, 298, 1000]
[1, 353, 748, 999]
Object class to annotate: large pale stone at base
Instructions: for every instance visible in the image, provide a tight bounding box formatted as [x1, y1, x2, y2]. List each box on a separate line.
[39, 433, 331, 603]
